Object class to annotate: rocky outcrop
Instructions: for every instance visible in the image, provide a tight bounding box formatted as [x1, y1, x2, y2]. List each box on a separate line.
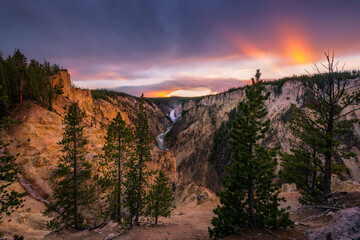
[307, 207, 360, 240]
[1, 70, 175, 202]
[166, 79, 360, 190]
[1, 71, 359, 237]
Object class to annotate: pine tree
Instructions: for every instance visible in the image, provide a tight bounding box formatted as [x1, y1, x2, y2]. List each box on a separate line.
[0, 93, 27, 236]
[280, 106, 325, 204]
[281, 52, 360, 201]
[0, 146, 27, 227]
[145, 170, 175, 224]
[134, 94, 152, 225]
[98, 112, 132, 224]
[54, 78, 65, 95]
[11, 50, 27, 104]
[124, 153, 139, 228]
[0, 54, 8, 116]
[44, 102, 95, 230]
[209, 70, 292, 239]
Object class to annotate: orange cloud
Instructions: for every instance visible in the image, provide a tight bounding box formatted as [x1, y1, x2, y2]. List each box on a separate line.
[145, 90, 175, 98]
[278, 23, 313, 64]
[224, 22, 314, 65]
[226, 31, 267, 59]
[234, 40, 266, 59]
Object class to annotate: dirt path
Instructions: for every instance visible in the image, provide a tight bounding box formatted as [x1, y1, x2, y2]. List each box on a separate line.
[45, 199, 217, 240]
[6, 191, 360, 239]
[45, 193, 308, 240]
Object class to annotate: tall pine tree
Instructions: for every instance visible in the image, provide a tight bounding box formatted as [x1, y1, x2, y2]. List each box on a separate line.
[145, 170, 175, 224]
[134, 94, 152, 225]
[124, 153, 139, 228]
[209, 70, 292, 239]
[280, 106, 326, 204]
[0, 145, 27, 228]
[44, 102, 95, 230]
[0, 54, 8, 116]
[98, 112, 132, 224]
[281, 52, 360, 201]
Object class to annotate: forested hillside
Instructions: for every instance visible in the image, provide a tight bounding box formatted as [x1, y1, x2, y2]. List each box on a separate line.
[0, 50, 64, 116]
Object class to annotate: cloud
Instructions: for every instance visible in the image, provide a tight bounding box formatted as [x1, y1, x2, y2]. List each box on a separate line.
[115, 76, 250, 97]
[1, 0, 360, 97]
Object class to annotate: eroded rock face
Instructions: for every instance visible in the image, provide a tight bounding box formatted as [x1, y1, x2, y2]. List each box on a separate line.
[1, 71, 175, 202]
[307, 207, 360, 240]
[167, 79, 360, 190]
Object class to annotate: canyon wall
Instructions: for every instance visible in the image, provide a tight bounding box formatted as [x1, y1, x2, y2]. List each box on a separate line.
[1, 71, 176, 202]
[166, 79, 360, 190]
[3, 72, 359, 200]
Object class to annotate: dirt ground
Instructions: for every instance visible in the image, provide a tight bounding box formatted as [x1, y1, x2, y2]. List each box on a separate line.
[3, 191, 360, 240]
[44, 192, 307, 240]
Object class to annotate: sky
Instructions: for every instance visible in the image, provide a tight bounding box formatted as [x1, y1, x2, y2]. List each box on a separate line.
[1, 0, 360, 97]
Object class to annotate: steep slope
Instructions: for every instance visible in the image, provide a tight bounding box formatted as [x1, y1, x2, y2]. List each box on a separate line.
[166, 79, 360, 191]
[1, 70, 176, 205]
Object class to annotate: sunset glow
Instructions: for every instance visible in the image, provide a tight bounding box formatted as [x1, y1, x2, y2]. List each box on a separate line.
[146, 90, 175, 98]
[166, 87, 213, 97]
[279, 24, 313, 64]
[1, 1, 359, 97]
[228, 33, 267, 60]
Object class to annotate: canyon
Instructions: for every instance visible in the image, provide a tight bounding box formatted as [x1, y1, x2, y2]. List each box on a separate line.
[1, 71, 360, 239]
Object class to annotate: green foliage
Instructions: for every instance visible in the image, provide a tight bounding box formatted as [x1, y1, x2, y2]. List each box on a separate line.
[280, 54, 360, 201]
[44, 102, 95, 230]
[209, 70, 292, 239]
[97, 112, 132, 224]
[13, 234, 24, 240]
[124, 153, 139, 227]
[225, 86, 246, 93]
[54, 79, 65, 95]
[280, 105, 327, 204]
[145, 170, 175, 224]
[264, 71, 360, 95]
[0, 62, 8, 116]
[279, 107, 294, 123]
[0, 144, 27, 224]
[0, 92, 27, 236]
[91, 89, 132, 102]
[133, 94, 153, 225]
[208, 107, 237, 177]
[147, 96, 204, 108]
[0, 49, 65, 115]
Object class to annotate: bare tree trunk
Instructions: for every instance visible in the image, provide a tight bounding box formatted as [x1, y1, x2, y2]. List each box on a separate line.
[155, 201, 159, 224]
[324, 134, 333, 196]
[324, 62, 335, 197]
[311, 140, 317, 195]
[248, 166, 255, 225]
[19, 76, 23, 103]
[135, 162, 143, 225]
[248, 142, 255, 225]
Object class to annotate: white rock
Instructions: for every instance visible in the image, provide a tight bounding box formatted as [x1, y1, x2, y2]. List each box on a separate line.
[104, 233, 115, 240]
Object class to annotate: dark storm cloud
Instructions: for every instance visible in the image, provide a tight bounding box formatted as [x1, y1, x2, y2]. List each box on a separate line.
[1, 0, 360, 96]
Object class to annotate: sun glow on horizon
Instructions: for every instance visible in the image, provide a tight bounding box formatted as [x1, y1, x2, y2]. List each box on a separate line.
[279, 23, 313, 64]
[145, 90, 175, 98]
[166, 87, 214, 97]
[73, 23, 355, 99]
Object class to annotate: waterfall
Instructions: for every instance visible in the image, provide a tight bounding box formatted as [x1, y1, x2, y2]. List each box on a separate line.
[157, 105, 179, 150]
[169, 108, 178, 123]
